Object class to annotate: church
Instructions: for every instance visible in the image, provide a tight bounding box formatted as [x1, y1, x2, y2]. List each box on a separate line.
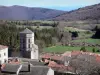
[20, 28, 39, 59]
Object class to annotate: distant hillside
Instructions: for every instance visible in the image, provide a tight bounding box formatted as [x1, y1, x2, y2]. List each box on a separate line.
[54, 3, 100, 21]
[0, 5, 65, 20]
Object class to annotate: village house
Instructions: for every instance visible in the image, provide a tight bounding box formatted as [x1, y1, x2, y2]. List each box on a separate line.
[0, 45, 8, 64]
[1, 58, 54, 75]
[41, 50, 100, 75]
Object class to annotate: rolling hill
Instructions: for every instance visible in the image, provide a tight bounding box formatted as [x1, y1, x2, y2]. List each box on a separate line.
[0, 5, 65, 20]
[54, 3, 100, 21]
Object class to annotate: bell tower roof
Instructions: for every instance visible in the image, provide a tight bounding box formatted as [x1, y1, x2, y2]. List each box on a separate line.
[20, 28, 33, 34]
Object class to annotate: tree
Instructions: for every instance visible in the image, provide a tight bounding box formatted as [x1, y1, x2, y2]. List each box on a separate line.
[35, 40, 45, 52]
[70, 54, 100, 75]
[92, 48, 95, 53]
[80, 46, 86, 52]
[71, 32, 78, 38]
[61, 32, 72, 46]
[92, 26, 100, 39]
[93, 25, 98, 31]
[52, 37, 58, 46]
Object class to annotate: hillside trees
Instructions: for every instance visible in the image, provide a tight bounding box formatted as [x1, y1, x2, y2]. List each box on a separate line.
[60, 32, 72, 46]
[0, 24, 20, 51]
[0, 23, 59, 52]
[80, 46, 86, 52]
[34, 28, 57, 47]
[70, 55, 100, 75]
[92, 26, 100, 38]
[71, 32, 78, 38]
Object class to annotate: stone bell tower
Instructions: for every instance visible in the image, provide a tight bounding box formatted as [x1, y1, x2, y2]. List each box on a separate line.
[20, 28, 38, 59]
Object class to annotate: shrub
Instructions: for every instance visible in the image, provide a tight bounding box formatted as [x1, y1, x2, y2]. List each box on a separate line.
[80, 46, 86, 52]
[92, 48, 95, 53]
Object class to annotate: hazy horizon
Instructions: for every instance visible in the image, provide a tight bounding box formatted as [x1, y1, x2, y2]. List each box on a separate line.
[1, 0, 100, 11]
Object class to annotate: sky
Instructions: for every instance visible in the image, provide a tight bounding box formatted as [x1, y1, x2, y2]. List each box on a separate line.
[1, 0, 100, 11]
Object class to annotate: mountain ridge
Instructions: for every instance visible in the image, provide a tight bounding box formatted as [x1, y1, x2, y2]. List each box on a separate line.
[0, 5, 65, 20]
[54, 3, 100, 21]
[0, 3, 100, 21]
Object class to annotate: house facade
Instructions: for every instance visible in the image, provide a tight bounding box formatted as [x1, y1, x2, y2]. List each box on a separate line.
[0, 45, 8, 64]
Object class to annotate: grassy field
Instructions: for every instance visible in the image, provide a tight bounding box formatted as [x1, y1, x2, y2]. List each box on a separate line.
[64, 26, 94, 38]
[72, 38, 100, 44]
[44, 46, 98, 53]
[17, 25, 53, 29]
[78, 32, 94, 38]
[64, 27, 89, 32]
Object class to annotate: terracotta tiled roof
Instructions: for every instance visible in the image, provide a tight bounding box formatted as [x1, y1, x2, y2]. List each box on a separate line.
[44, 59, 49, 63]
[1, 64, 6, 69]
[82, 52, 92, 55]
[62, 51, 71, 57]
[48, 61, 57, 67]
[41, 54, 51, 59]
[0, 45, 8, 50]
[41, 53, 62, 60]
[51, 56, 62, 60]
[48, 61, 74, 72]
[96, 56, 100, 62]
[71, 51, 82, 56]
[71, 51, 95, 56]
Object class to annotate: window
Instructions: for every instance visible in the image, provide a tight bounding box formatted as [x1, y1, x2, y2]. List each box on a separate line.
[28, 39, 30, 43]
[23, 44, 26, 49]
[4, 59, 7, 63]
[23, 38, 25, 43]
[28, 44, 31, 48]
[0, 60, 1, 64]
[4, 53, 6, 56]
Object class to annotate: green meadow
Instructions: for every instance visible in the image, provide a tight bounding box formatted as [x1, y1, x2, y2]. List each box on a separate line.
[72, 38, 100, 44]
[44, 46, 98, 53]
